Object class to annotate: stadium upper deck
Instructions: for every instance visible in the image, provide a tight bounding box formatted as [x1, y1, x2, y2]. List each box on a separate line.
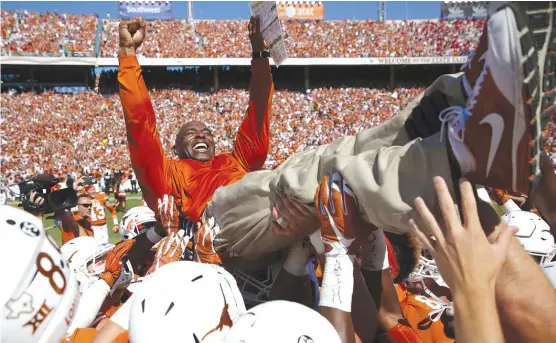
[1, 10, 484, 59]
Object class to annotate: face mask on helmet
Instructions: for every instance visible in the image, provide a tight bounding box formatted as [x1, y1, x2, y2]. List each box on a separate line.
[222, 300, 341, 343]
[128, 261, 246, 343]
[407, 255, 449, 303]
[0, 206, 80, 343]
[121, 206, 157, 240]
[232, 264, 281, 309]
[61, 237, 114, 294]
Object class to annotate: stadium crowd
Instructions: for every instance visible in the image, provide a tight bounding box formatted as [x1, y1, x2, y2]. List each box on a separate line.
[0, 86, 425, 180]
[2, 9, 484, 58]
[1, 9, 97, 57]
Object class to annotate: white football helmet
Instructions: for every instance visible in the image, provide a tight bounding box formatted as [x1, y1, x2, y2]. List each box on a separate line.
[60, 236, 114, 294]
[0, 206, 79, 343]
[501, 211, 556, 288]
[120, 206, 156, 240]
[128, 261, 246, 343]
[223, 300, 341, 343]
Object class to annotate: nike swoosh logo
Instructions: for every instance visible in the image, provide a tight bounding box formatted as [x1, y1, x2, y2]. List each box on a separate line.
[480, 113, 504, 177]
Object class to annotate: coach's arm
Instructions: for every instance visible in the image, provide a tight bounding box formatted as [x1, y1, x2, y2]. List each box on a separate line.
[118, 17, 168, 211]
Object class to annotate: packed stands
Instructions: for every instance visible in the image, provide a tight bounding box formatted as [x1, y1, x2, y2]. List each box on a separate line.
[106, 18, 485, 58]
[0, 86, 424, 178]
[100, 19, 202, 58]
[1, 10, 97, 57]
[1, 10, 484, 58]
[2, 9, 555, 178]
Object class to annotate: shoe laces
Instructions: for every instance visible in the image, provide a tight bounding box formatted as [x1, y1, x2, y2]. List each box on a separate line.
[439, 105, 470, 142]
[460, 48, 476, 71]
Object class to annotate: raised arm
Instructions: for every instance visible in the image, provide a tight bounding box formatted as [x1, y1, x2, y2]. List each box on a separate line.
[232, 16, 274, 172]
[118, 18, 167, 210]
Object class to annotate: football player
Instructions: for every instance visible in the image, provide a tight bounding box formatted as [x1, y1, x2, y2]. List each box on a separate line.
[86, 185, 119, 244]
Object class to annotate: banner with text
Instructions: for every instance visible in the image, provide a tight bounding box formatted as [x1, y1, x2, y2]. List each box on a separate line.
[277, 2, 324, 20]
[441, 1, 488, 19]
[118, 1, 173, 20]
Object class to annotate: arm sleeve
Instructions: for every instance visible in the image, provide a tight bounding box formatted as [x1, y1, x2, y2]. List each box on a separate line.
[66, 279, 110, 334]
[232, 58, 274, 172]
[118, 56, 167, 211]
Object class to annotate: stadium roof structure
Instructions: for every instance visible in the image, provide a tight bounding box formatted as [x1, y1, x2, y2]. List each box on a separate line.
[0, 56, 468, 67]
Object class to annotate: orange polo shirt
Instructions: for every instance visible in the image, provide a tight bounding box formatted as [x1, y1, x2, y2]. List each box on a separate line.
[118, 56, 273, 223]
[61, 214, 94, 245]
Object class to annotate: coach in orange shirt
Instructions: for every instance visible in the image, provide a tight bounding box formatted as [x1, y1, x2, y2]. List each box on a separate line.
[59, 194, 95, 244]
[119, 17, 273, 225]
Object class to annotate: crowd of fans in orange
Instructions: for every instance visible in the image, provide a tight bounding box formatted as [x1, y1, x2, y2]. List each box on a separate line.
[100, 18, 486, 58]
[1, 10, 97, 57]
[2, 9, 484, 58]
[1, 10, 554, 182]
[0, 86, 428, 181]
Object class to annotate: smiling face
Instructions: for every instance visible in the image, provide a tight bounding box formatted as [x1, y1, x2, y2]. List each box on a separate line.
[174, 121, 216, 162]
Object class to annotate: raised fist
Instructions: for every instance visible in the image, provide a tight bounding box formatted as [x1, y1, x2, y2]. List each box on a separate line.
[119, 17, 146, 52]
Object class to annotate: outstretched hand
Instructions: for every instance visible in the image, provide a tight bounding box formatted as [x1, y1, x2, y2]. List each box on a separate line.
[409, 177, 517, 292]
[248, 16, 267, 52]
[119, 17, 146, 55]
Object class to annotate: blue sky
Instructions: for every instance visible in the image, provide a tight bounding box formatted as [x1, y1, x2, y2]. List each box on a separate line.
[1, 1, 443, 20]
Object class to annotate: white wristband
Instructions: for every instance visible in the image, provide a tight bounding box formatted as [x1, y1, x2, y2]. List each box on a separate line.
[360, 229, 389, 271]
[146, 227, 163, 244]
[319, 255, 354, 312]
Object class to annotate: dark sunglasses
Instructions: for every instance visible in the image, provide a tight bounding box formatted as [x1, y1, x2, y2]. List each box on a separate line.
[79, 203, 93, 208]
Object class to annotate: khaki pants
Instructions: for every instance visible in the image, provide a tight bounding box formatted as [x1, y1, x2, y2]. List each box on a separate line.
[210, 73, 466, 260]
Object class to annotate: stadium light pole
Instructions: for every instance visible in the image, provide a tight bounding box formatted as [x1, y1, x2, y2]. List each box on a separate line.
[378, 1, 386, 21]
[187, 1, 194, 22]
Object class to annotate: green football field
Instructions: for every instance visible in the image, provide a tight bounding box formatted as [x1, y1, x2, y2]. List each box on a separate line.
[8, 194, 144, 246]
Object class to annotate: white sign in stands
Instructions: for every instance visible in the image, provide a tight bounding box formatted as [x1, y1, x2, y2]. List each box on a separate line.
[249, 1, 288, 67]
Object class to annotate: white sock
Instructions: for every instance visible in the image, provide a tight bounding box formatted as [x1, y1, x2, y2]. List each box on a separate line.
[283, 240, 311, 277]
[319, 254, 354, 312]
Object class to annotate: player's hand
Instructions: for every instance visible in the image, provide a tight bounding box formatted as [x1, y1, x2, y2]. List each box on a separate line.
[272, 191, 319, 238]
[157, 194, 180, 234]
[195, 217, 223, 265]
[248, 16, 267, 52]
[99, 239, 136, 288]
[112, 225, 120, 233]
[147, 230, 189, 275]
[409, 177, 517, 292]
[119, 17, 146, 51]
[315, 172, 364, 256]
